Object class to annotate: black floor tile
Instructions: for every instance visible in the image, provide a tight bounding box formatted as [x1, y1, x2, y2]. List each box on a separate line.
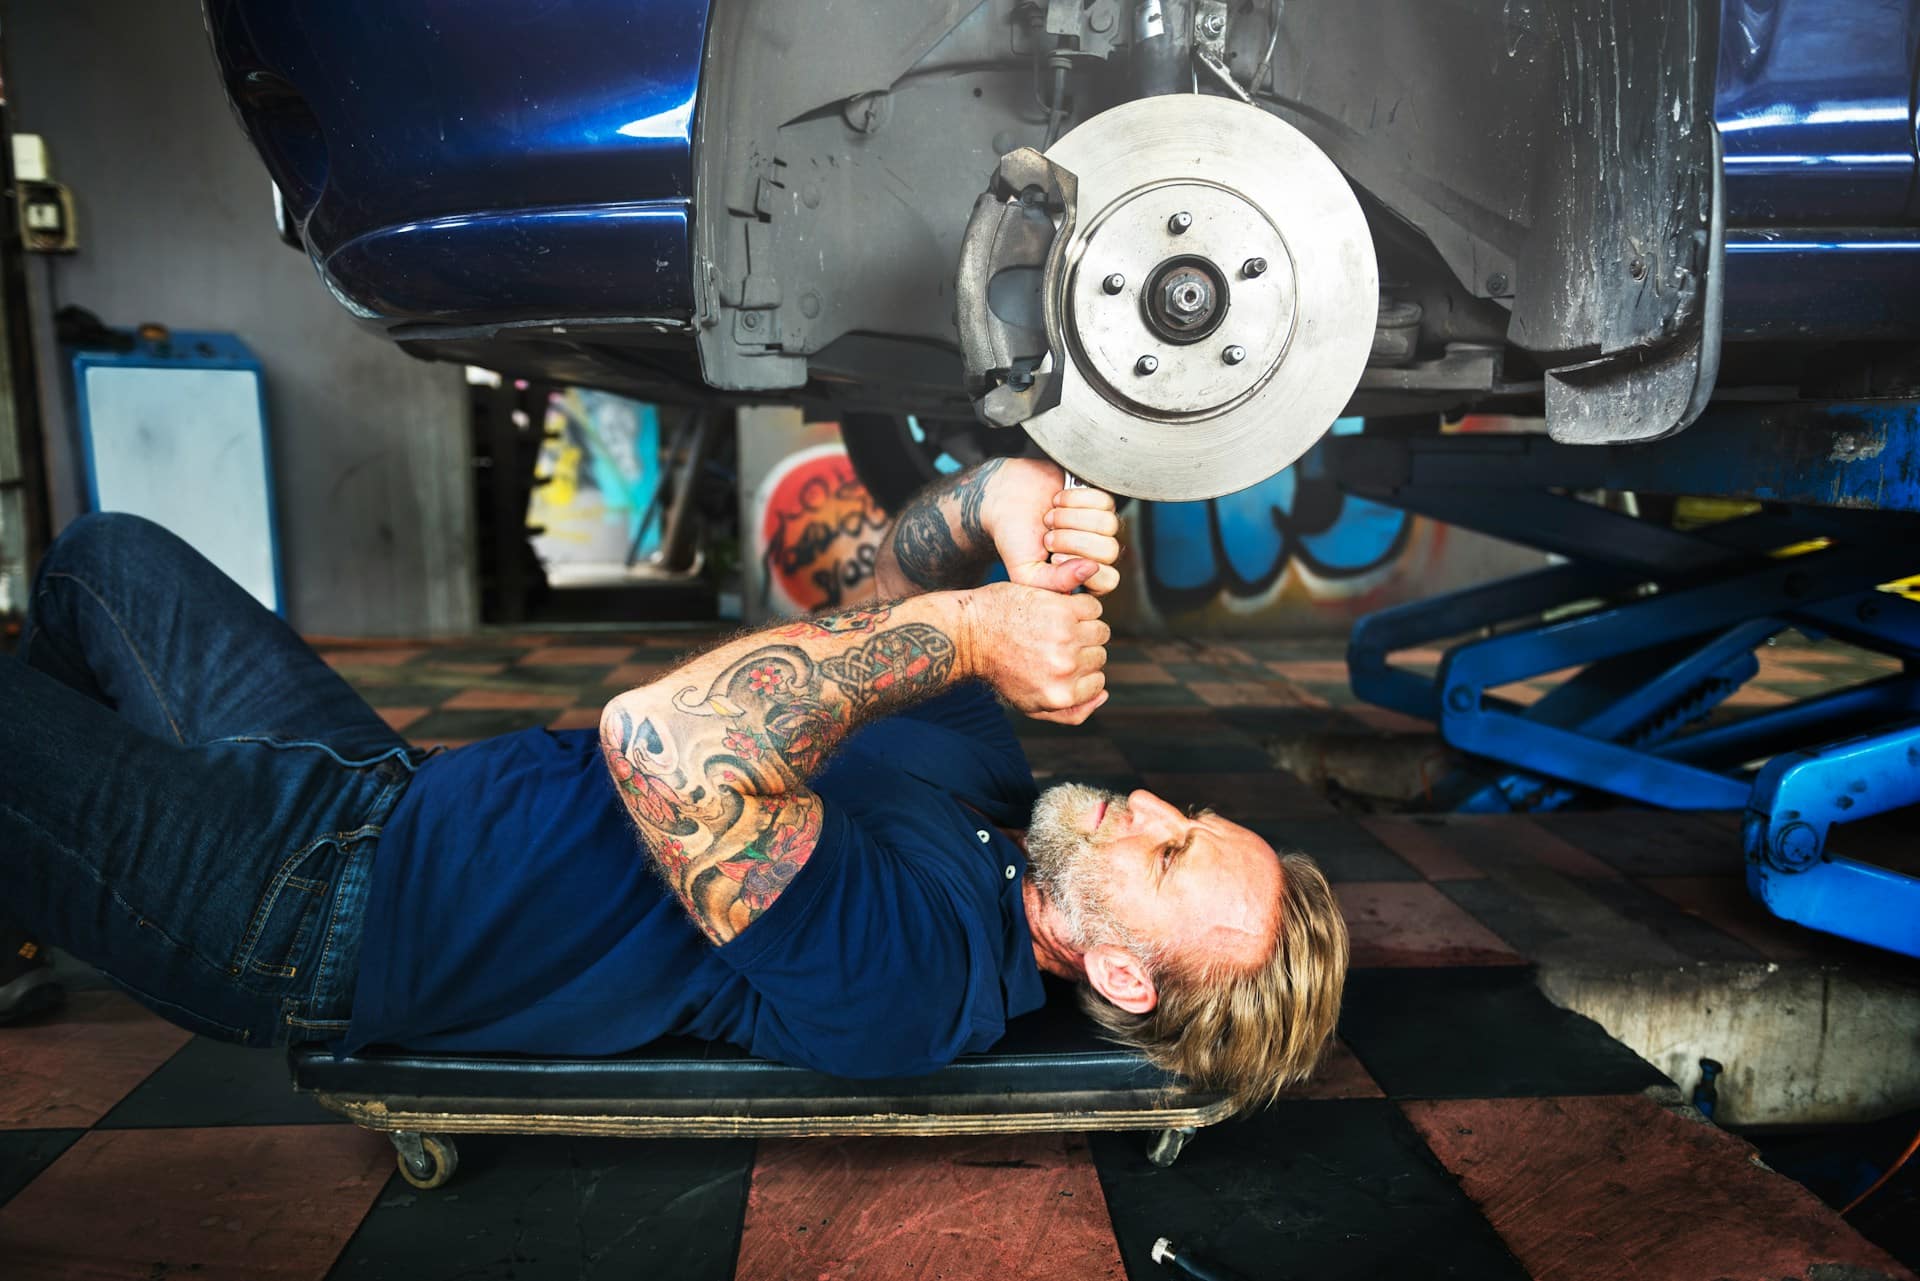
[1034, 772, 1149, 796]
[1092, 1100, 1529, 1281]
[1581, 877, 1765, 962]
[1010, 715, 1112, 741]
[414, 646, 529, 666]
[1115, 738, 1273, 773]
[339, 681, 469, 707]
[1436, 879, 1573, 957]
[1215, 706, 1351, 738]
[1160, 661, 1266, 682]
[1338, 967, 1671, 1100]
[326, 1135, 755, 1281]
[95, 1036, 341, 1128]
[0, 1129, 83, 1206]
[1527, 811, 1742, 877]
[1103, 683, 1208, 708]
[494, 664, 621, 690]
[1254, 817, 1420, 881]
[405, 708, 554, 740]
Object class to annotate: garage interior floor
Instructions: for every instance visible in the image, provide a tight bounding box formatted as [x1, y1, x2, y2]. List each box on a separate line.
[3, 629, 1917, 1280]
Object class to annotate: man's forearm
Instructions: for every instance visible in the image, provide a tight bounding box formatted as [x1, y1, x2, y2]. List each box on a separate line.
[873, 458, 1006, 598]
[604, 593, 974, 794]
[600, 594, 975, 939]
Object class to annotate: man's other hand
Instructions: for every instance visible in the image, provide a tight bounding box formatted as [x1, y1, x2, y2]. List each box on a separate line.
[981, 459, 1123, 596]
[961, 581, 1110, 724]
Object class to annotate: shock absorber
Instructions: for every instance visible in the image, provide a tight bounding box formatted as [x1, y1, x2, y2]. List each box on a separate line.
[1132, 0, 1192, 96]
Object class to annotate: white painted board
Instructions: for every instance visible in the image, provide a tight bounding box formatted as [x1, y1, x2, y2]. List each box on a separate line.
[82, 365, 279, 612]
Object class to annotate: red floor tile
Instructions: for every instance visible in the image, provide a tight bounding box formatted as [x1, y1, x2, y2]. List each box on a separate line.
[1140, 771, 1340, 820]
[1357, 815, 1619, 882]
[1357, 817, 1487, 881]
[1403, 1095, 1915, 1281]
[1488, 681, 1549, 706]
[1190, 641, 1258, 666]
[1494, 817, 1623, 880]
[1335, 882, 1524, 967]
[1639, 875, 1819, 961]
[601, 661, 674, 688]
[1282, 1038, 1384, 1100]
[1189, 680, 1328, 708]
[547, 706, 603, 731]
[0, 1124, 391, 1280]
[0, 991, 192, 1130]
[1105, 661, 1176, 685]
[1263, 659, 1352, 684]
[315, 648, 423, 668]
[1723, 685, 1794, 707]
[1020, 736, 1135, 779]
[440, 687, 573, 710]
[1343, 704, 1437, 735]
[372, 706, 429, 733]
[735, 1134, 1125, 1281]
[516, 645, 636, 666]
[429, 660, 507, 676]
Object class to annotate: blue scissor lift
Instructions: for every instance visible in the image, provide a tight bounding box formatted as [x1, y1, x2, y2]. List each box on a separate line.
[1326, 403, 1920, 959]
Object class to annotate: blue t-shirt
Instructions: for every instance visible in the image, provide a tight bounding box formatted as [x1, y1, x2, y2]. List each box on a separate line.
[344, 682, 1047, 1078]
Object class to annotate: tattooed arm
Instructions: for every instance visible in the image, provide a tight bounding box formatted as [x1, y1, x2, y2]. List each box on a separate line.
[602, 586, 1110, 944]
[871, 459, 1006, 597]
[871, 458, 1123, 600]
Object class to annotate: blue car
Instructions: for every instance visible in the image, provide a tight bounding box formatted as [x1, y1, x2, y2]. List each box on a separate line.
[206, 0, 1920, 500]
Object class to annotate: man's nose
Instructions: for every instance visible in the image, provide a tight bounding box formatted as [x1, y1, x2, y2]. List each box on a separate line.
[1126, 789, 1183, 834]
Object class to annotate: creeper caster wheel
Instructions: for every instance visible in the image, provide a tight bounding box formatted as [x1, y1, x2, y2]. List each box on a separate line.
[1146, 1125, 1197, 1168]
[391, 1129, 460, 1190]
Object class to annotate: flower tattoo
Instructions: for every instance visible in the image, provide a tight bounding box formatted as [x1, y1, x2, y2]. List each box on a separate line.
[603, 603, 957, 945]
[714, 804, 823, 912]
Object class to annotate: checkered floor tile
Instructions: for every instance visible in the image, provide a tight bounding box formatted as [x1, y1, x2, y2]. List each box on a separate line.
[4, 630, 1916, 1280]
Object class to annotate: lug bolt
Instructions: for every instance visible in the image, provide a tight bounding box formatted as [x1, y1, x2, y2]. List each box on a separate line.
[1199, 12, 1226, 38]
[1223, 344, 1247, 365]
[1168, 211, 1192, 235]
[1103, 272, 1126, 295]
[1135, 355, 1159, 375]
[1243, 257, 1268, 278]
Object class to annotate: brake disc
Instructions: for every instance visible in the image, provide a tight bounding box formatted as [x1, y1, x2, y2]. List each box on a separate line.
[956, 95, 1378, 501]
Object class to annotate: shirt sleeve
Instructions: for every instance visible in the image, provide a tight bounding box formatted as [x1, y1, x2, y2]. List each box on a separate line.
[713, 782, 1006, 1078]
[871, 681, 1038, 823]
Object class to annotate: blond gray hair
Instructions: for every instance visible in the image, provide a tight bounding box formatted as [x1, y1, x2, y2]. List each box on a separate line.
[1082, 851, 1348, 1112]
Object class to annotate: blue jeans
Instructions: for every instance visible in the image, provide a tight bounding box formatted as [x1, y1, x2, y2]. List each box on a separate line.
[2, 513, 421, 1046]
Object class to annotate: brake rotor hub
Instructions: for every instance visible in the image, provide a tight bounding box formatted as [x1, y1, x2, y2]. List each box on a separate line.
[955, 95, 1378, 501]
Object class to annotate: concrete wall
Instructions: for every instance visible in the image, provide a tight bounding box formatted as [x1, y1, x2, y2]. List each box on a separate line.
[3, 1, 475, 635]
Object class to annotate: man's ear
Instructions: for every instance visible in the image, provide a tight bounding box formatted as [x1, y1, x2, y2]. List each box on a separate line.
[1083, 944, 1158, 1015]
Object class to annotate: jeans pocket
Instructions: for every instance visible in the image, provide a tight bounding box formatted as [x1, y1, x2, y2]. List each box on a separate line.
[232, 837, 338, 981]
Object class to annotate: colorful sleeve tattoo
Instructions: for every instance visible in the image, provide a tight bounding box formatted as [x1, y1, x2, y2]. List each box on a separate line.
[600, 601, 960, 943]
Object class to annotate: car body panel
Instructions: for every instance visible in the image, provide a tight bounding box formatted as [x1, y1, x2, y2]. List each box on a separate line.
[205, 0, 707, 327]
[208, 0, 1917, 400]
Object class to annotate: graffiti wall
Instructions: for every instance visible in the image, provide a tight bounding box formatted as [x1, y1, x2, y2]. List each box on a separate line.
[526, 389, 662, 580]
[753, 441, 890, 615]
[735, 409, 1544, 633]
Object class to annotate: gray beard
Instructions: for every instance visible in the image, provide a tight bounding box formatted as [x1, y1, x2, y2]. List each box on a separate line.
[1024, 782, 1131, 950]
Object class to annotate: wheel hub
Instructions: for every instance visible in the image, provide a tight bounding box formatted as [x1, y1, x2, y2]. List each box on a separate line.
[955, 95, 1378, 501]
[1144, 256, 1229, 343]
